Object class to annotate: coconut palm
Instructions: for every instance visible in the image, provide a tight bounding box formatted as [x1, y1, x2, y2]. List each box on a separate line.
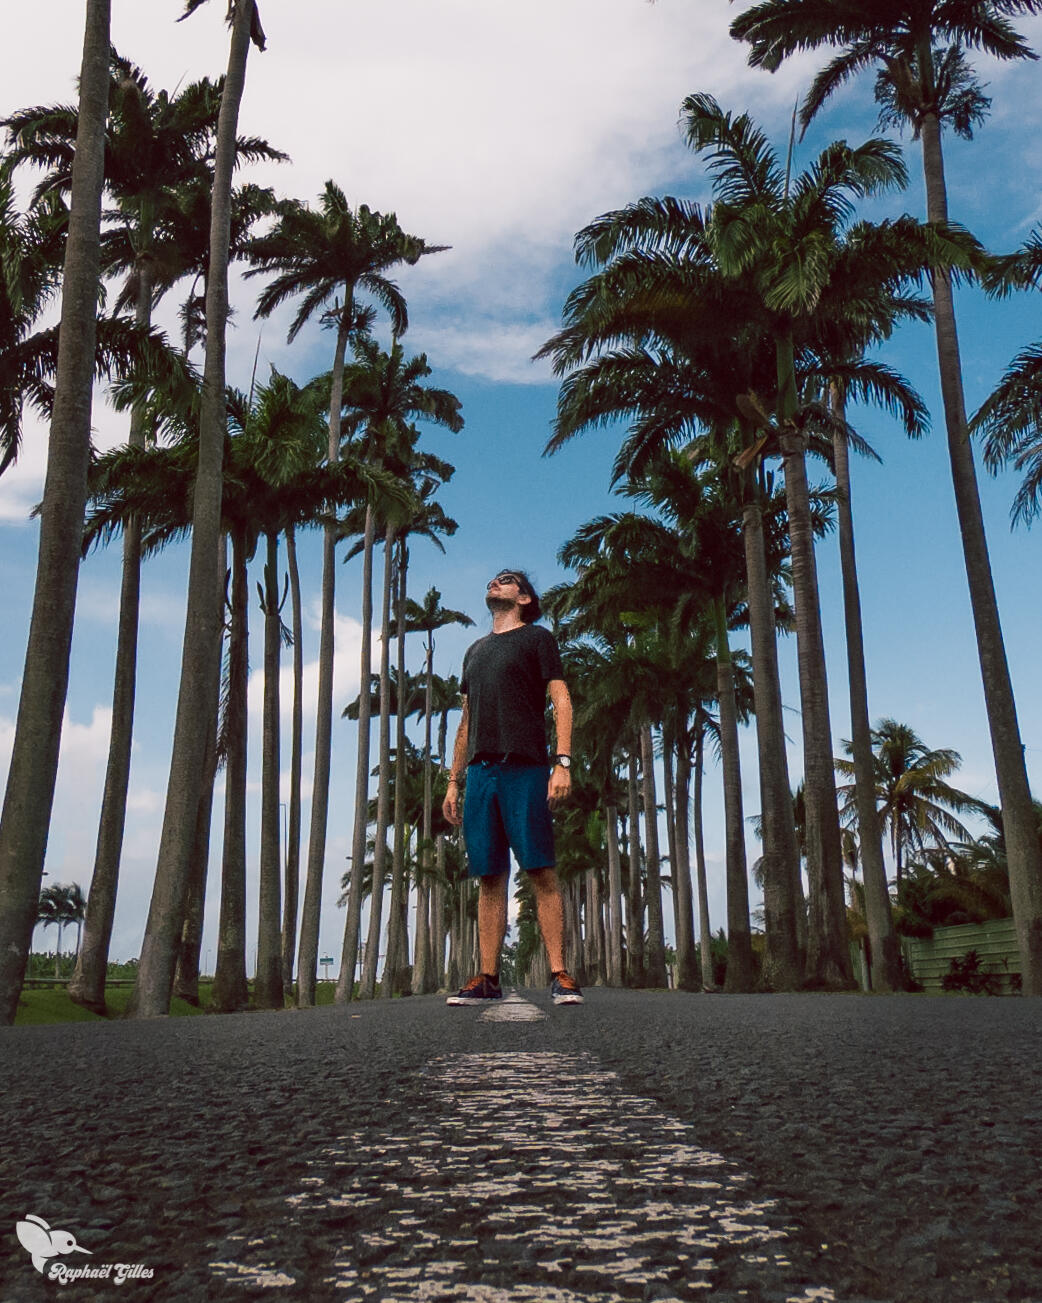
[0, 0, 111, 1026]
[36, 887, 66, 979]
[247, 191, 447, 1007]
[731, 1, 1042, 993]
[837, 719, 984, 887]
[128, 0, 268, 1019]
[975, 233, 1042, 528]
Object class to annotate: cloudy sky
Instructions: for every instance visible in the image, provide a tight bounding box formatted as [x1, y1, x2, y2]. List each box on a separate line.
[4, 1, 1042, 978]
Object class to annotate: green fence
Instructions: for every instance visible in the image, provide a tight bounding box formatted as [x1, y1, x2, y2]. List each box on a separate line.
[903, 918, 1020, 994]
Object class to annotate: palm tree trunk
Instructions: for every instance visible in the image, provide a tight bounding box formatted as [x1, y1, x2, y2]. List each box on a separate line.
[336, 502, 376, 1001]
[625, 746, 645, 986]
[413, 629, 436, 994]
[715, 597, 756, 992]
[0, 0, 109, 1025]
[742, 495, 801, 989]
[662, 731, 681, 963]
[300, 313, 352, 1008]
[585, 867, 605, 985]
[672, 723, 699, 990]
[281, 525, 303, 997]
[780, 423, 853, 989]
[211, 533, 250, 1012]
[604, 801, 624, 985]
[920, 110, 1042, 994]
[831, 390, 902, 992]
[128, 0, 256, 1017]
[174, 532, 225, 1004]
[639, 723, 668, 987]
[359, 522, 395, 998]
[382, 537, 410, 997]
[692, 727, 714, 989]
[173, 711, 219, 1005]
[69, 263, 154, 1014]
[254, 531, 283, 1008]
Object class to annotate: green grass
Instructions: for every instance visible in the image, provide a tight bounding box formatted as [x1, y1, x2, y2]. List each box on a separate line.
[14, 980, 344, 1026]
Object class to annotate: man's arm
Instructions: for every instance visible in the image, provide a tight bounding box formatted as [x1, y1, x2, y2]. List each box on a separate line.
[442, 697, 469, 827]
[547, 678, 572, 808]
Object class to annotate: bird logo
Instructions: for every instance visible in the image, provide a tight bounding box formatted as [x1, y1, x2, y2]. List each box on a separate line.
[15, 1214, 93, 1274]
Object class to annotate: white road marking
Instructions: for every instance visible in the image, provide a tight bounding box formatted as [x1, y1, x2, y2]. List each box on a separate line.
[479, 991, 547, 1023]
[212, 1049, 838, 1300]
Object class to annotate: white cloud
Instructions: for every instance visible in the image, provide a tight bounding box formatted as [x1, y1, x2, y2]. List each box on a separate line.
[3, 2, 818, 391]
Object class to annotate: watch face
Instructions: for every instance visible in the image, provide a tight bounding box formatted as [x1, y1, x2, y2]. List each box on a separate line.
[557, 755, 571, 769]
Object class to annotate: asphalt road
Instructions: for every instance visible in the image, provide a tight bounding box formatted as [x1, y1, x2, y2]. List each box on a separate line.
[1, 988, 1040, 1302]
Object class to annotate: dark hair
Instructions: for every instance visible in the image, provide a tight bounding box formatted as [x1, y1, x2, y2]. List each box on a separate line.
[502, 568, 541, 623]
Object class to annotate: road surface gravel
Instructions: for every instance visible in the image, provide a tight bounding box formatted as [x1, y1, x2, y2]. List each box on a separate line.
[1, 988, 1039, 1301]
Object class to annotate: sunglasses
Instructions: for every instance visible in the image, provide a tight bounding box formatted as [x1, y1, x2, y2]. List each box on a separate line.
[487, 572, 523, 590]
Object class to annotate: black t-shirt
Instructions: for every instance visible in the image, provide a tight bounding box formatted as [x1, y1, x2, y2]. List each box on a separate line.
[460, 623, 565, 765]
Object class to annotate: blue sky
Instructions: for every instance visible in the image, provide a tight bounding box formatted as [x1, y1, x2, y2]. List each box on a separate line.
[4, 1, 1042, 972]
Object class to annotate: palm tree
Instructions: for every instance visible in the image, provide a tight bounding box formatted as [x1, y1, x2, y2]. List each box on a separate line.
[247, 189, 447, 1008]
[0, 0, 111, 1026]
[829, 382, 908, 990]
[837, 719, 984, 886]
[36, 886, 65, 978]
[232, 370, 328, 1009]
[84, 390, 387, 1013]
[731, 1, 1042, 994]
[0, 180, 65, 476]
[128, 0, 268, 1019]
[404, 588, 474, 993]
[5, 54, 281, 1015]
[332, 338, 462, 1003]
[976, 235, 1042, 527]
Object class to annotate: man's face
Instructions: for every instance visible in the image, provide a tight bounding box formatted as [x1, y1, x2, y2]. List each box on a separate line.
[486, 572, 528, 615]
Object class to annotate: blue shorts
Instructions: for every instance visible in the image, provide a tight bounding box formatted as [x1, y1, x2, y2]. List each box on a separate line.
[462, 759, 556, 879]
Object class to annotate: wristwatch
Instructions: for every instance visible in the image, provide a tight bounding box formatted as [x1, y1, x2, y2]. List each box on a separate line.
[554, 754, 572, 769]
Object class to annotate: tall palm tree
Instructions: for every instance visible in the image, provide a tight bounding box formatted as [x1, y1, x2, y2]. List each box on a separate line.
[232, 370, 328, 1008]
[332, 339, 462, 1003]
[828, 382, 908, 990]
[85, 392, 387, 1013]
[247, 190, 447, 1008]
[0, 0, 111, 1026]
[731, 0, 1042, 993]
[6, 55, 281, 1015]
[128, 0, 268, 1019]
[404, 588, 474, 993]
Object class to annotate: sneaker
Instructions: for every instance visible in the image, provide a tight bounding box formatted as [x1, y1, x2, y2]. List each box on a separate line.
[550, 971, 584, 1005]
[446, 973, 503, 1005]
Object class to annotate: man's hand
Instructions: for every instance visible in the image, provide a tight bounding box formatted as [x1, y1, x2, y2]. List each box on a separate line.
[443, 782, 463, 827]
[548, 765, 571, 810]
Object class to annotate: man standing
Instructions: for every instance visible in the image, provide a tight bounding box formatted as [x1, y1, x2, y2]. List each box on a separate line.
[442, 570, 583, 1006]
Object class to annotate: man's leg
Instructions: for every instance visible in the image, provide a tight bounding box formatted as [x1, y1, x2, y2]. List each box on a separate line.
[478, 871, 509, 977]
[529, 866, 567, 974]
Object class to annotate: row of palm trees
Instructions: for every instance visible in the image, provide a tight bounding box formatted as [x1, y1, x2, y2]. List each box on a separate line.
[516, 2, 1042, 997]
[3, 2, 1042, 1017]
[0, 4, 477, 1022]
